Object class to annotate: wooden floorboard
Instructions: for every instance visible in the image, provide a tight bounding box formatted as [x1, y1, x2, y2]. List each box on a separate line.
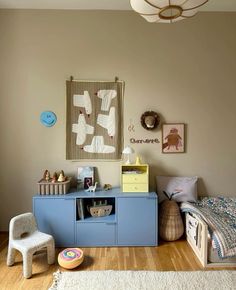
[0, 233, 235, 290]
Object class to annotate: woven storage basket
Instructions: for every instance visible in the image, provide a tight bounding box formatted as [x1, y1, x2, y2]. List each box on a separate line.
[37, 177, 71, 195]
[159, 200, 184, 241]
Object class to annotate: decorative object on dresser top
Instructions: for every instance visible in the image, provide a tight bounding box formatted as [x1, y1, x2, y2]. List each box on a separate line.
[122, 146, 135, 164]
[85, 181, 98, 192]
[49, 270, 236, 290]
[77, 166, 95, 190]
[156, 176, 198, 203]
[121, 164, 149, 192]
[103, 183, 112, 191]
[181, 197, 236, 267]
[37, 170, 71, 195]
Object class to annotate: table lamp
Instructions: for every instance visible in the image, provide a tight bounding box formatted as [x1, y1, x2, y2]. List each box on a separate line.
[122, 146, 135, 164]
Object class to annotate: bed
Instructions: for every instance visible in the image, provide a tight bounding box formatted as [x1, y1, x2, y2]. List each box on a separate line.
[180, 197, 236, 267]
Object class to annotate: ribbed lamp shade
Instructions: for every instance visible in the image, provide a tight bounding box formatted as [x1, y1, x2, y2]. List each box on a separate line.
[122, 146, 135, 154]
[130, 0, 209, 23]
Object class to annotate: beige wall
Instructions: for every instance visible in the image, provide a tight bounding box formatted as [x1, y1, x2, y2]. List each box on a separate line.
[0, 10, 236, 230]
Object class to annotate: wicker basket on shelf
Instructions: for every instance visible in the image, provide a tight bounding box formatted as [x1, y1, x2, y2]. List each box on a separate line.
[159, 200, 184, 241]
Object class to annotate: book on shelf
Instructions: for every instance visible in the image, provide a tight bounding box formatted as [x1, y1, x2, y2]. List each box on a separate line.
[77, 198, 85, 220]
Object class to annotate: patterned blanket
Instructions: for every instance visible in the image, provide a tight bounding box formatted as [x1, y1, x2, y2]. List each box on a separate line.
[180, 197, 236, 259]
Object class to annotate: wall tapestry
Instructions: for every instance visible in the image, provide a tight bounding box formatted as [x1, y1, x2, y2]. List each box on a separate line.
[66, 79, 124, 160]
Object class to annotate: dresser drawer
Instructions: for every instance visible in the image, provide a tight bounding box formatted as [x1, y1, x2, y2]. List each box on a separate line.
[122, 183, 148, 192]
[122, 174, 148, 184]
[76, 222, 116, 246]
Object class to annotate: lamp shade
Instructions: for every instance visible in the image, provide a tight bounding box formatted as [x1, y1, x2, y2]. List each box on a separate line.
[122, 146, 135, 155]
[130, 0, 209, 23]
[122, 146, 135, 164]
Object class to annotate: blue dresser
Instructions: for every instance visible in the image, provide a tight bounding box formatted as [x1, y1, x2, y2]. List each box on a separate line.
[33, 188, 158, 247]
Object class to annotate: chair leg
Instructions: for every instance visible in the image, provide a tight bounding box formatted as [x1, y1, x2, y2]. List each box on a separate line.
[22, 251, 33, 279]
[7, 245, 16, 266]
[47, 240, 55, 265]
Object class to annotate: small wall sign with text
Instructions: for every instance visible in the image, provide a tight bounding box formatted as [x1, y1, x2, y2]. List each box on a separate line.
[130, 138, 160, 144]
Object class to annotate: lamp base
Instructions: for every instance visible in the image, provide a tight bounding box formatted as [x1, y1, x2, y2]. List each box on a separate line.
[125, 155, 132, 165]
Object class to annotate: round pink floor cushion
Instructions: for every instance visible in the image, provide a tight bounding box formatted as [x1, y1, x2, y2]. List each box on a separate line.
[58, 248, 84, 269]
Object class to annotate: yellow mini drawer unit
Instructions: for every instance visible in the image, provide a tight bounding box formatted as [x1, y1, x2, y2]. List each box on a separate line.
[121, 164, 149, 192]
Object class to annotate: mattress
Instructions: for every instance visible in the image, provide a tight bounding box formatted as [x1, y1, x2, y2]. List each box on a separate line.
[186, 212, 236, 264]
[208, 237, 236, 263]
[182, 197, 236, 259]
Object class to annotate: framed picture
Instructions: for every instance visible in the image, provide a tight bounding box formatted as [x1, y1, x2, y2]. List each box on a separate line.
[162, 123, 185, 153]
[77, 167, 95, 190]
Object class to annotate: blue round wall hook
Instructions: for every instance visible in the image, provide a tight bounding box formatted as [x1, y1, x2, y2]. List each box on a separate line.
[40, 111, 57, 127]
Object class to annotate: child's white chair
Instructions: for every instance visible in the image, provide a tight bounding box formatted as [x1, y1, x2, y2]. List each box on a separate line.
[7, 212, 55, 278]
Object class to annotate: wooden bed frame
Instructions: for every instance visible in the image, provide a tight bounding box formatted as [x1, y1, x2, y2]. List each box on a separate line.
[185, 212, 236, 268]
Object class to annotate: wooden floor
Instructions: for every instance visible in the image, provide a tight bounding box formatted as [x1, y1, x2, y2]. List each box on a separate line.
[0, 233, 235, 290]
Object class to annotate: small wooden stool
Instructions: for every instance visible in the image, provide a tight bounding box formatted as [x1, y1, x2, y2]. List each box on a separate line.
[58, 248, 84, 269]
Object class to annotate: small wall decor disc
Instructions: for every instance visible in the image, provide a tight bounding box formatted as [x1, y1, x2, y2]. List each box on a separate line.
[40, 111, 57, 127]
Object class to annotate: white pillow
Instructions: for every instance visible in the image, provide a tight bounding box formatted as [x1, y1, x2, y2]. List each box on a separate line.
[156, 176, 198, 203]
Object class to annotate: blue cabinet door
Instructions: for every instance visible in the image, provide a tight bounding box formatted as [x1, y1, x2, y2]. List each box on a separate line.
[76, 222, 116, 246]
[117, 197, 157, 246]
[33, 198, 75, 247]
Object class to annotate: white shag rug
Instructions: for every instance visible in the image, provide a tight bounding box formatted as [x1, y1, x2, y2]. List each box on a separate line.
[49, 270, 236, 290]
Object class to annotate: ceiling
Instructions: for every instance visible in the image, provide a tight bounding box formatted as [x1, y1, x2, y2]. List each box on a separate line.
[0, 0, 236, 11]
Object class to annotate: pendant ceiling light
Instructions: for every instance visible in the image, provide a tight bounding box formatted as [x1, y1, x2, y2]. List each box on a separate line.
[130, 0, 209, 23]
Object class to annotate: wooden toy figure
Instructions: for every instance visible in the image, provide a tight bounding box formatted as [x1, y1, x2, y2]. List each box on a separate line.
[43, 170, 50, 182]
[52, 172, 58, 183]
[103, 184, 112, 191]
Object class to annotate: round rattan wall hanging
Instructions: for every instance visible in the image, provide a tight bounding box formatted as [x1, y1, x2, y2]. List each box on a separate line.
[140, 111, 160, 130]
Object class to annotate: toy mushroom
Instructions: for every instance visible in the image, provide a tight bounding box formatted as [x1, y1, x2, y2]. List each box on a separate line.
[43, 170, 50, 182]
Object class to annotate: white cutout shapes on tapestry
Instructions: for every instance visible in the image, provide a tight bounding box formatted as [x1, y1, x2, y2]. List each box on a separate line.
[73, 91, 92, 115]
[97, 90, 117, 111]
[83, 136, 115, 154]
[72, 113, 94, 145]
[97, 107, 116, 137]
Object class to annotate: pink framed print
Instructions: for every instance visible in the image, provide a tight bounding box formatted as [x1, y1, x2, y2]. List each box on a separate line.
[162, 123, 185, 153]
